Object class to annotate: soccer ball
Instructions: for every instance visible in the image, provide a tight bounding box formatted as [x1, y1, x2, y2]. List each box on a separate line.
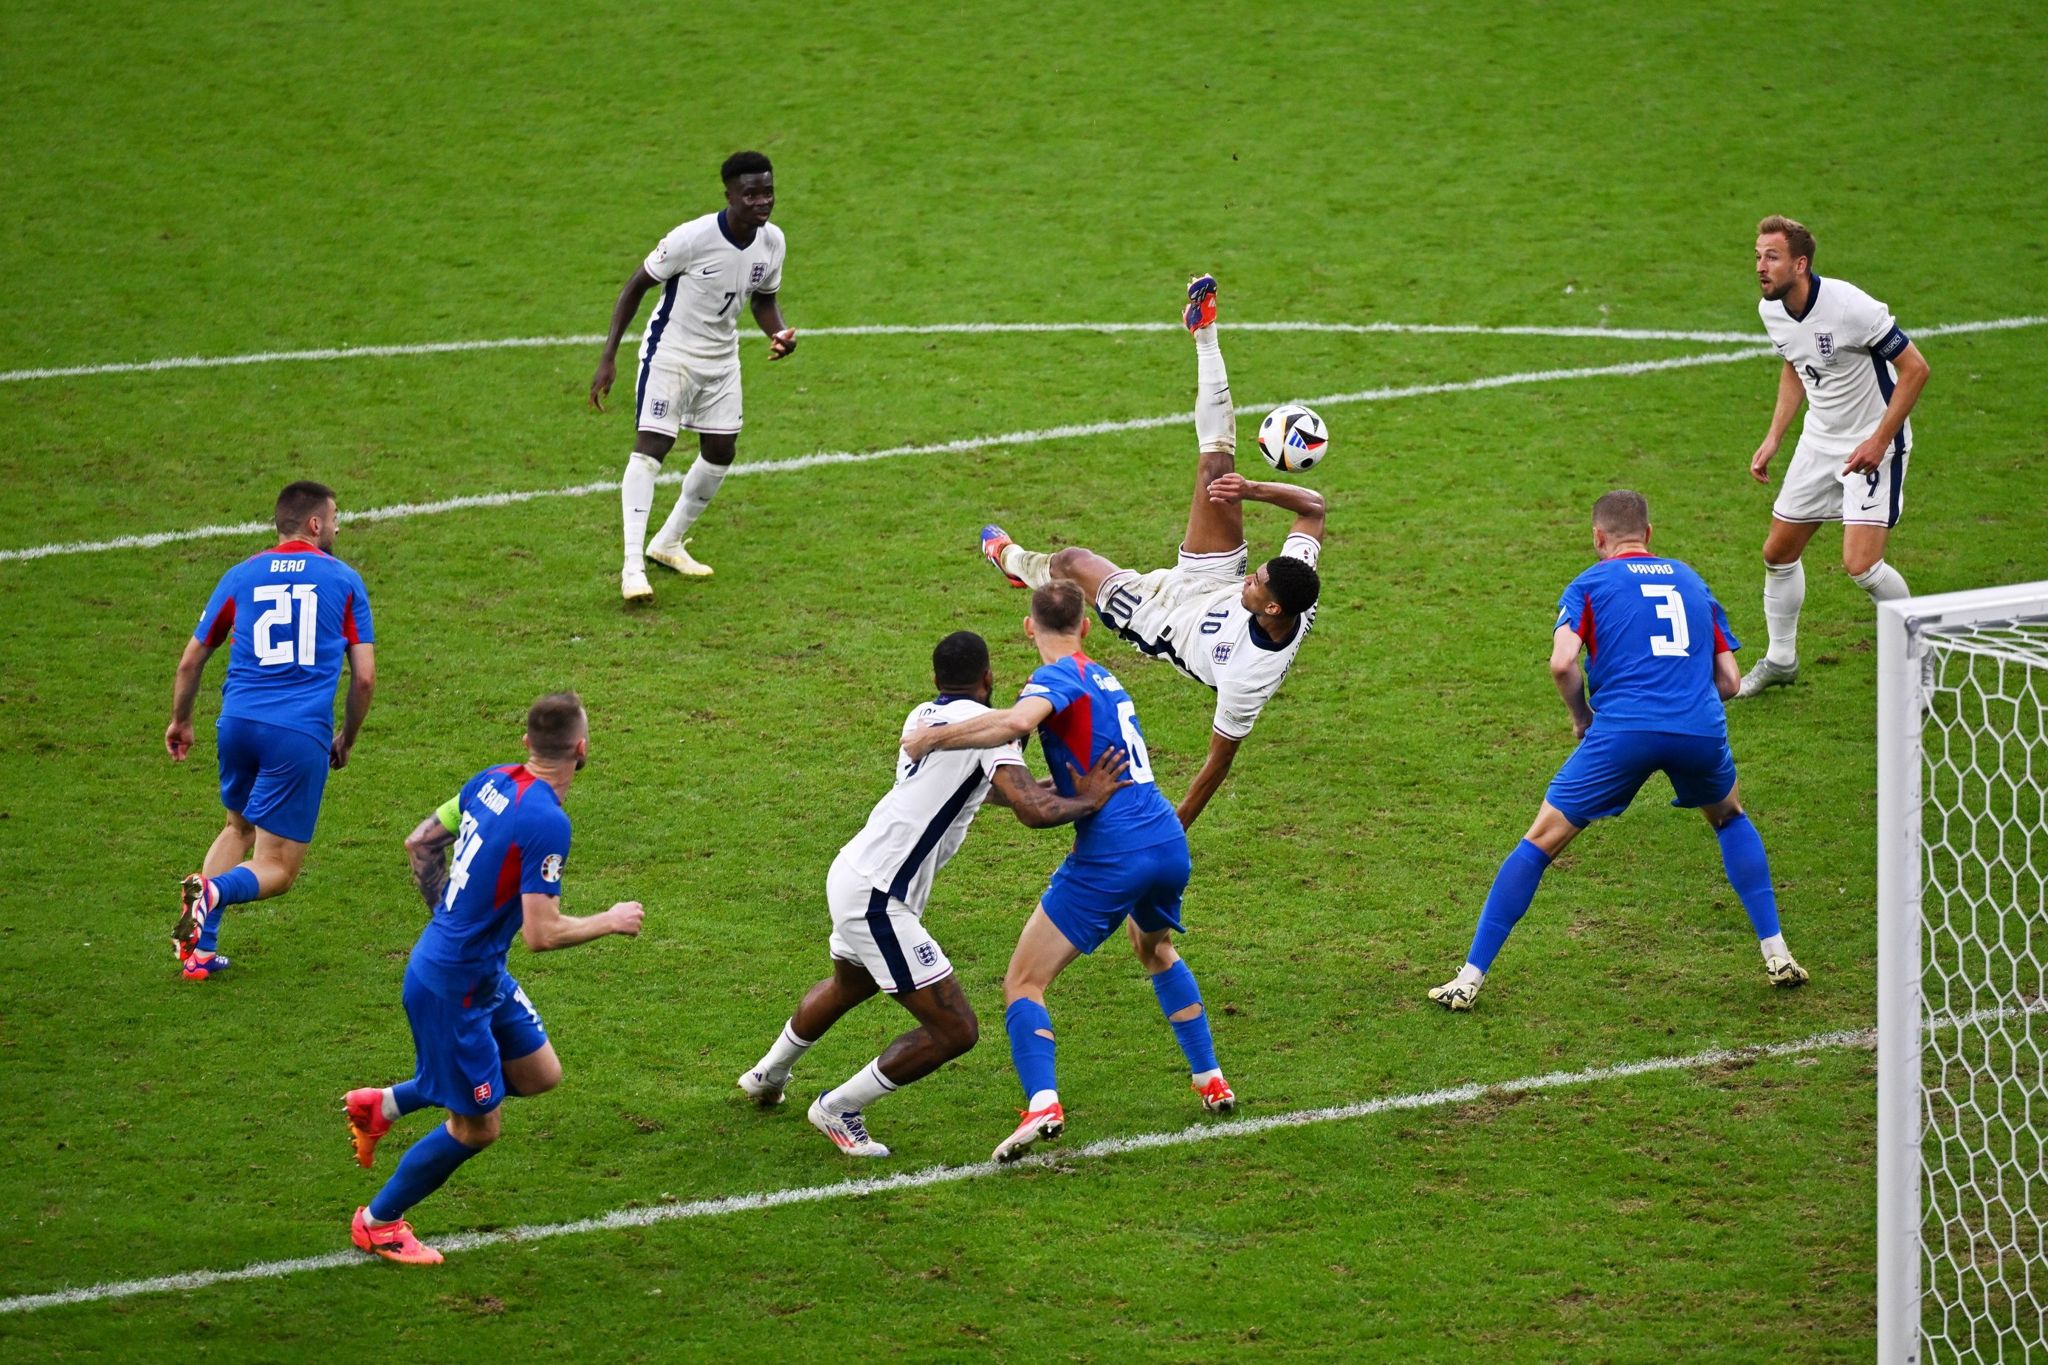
[1257, 404, 1328, 472]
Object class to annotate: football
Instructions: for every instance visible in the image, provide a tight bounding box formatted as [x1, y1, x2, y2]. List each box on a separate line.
[1257, 403, 1329, 472]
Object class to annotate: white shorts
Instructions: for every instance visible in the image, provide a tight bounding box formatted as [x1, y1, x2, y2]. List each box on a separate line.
[1094, 542, 1244, 681]
[1772, 434, 1909, 528]
[635, 353, 742, 437]
[824, 853, 952, 995]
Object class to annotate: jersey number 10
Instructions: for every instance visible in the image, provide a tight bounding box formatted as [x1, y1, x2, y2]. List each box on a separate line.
[252, 584, 318, 667]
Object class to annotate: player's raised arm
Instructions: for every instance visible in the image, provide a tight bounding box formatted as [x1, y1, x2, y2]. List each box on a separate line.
[1550, 626, 1594, 738]
[751, 291, 796, 360]
[989, 748, 1133, 828]
[520, 893, 644, 951]
[1176, 730, 1242, 830]
[1751, 361, 1805, 484]
[1207, 472, 1326, 542]
[903, 697, 1055, 761]
[589, 264, 661, 411]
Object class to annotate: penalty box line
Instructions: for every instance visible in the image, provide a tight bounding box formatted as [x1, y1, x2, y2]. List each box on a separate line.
[0, 1023, 1880, 1316]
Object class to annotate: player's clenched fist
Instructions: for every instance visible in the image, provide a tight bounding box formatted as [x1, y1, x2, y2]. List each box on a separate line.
[608, 901, 646, 937]
[768, 328, 797, 360]
[165, 719, 194, 761]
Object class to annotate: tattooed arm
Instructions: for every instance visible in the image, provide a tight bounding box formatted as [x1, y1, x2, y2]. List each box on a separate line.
[405, 796, 462, 911]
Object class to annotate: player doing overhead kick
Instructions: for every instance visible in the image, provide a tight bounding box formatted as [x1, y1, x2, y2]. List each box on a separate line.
[979, 275, 1323, 829]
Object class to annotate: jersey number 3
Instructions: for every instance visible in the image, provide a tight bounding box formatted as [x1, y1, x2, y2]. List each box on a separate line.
[252, 584, 318, 667]
[1639, 585, 1691, 657]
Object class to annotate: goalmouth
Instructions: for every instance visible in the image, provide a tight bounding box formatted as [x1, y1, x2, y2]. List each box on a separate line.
[1877, 581, 2048, 1363]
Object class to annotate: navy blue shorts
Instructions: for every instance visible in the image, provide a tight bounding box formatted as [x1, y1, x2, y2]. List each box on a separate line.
[402, 963, 549, 1115]
[216, 716, 329, 844]
[1545, 727, 1738, 828]
[1041, 840, 1192, 954]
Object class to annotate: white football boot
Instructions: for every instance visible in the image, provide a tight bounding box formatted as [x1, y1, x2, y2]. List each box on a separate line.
[991, 1100, 1065, 1164]
[646, 538, 713, 577]
[1734, 658, 1797, 699]
[807, 1095, 890, 1158]
[735, 1068, 786, 1108]
[1428, 976, 1481, 1011]
[621, 568, 654, 603]
[1765, 954, 1810, 988]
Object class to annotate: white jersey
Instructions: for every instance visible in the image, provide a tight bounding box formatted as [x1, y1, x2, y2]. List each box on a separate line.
[638, 211, 786, 366]
[838, 699, 1025, 916]
[1759, 272, 1912, 454]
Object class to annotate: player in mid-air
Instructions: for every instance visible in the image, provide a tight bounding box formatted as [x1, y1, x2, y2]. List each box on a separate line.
[1737, 214, 1931, 698]
[589, 150, 797, 603]
[1427, 491, 1807, 1013]
[165, 480, 375, 980]
[902, 583, 1233, 1163]
[341, 693, 645, 1265]
[979, 275, 1323, 828]
[737, 631, 1131, 1158]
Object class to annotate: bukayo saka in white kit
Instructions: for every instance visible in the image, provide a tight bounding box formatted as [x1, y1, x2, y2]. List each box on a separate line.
[903, 583, 1237, 1164]
[982, 274, 1324, 829]
[590, 150, 797, 602]
[341, 693, 645, 1266]
[1429, 491, 1808, 1012]
[166, 480, 376, 981]
[1739, 213, 1931, 699]
[740, 630, 1131, 1159]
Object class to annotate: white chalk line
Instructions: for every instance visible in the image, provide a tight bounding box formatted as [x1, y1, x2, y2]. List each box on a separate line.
[0, 1020, 1887, 1316]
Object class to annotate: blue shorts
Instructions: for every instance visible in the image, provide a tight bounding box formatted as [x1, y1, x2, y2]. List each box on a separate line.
[401, 962, 549, 1116]
[1041, 840, 1192, 954]
[216, 716, 329, 844]
[1545, 727, 1738, 828]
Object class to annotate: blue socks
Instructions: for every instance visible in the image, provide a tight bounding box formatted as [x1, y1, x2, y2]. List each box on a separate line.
[368, 1123, 482, 1223]
[1003, 998, 1058, 1100]
[390, 1079, 429, 1117]
[1149, 960, 1218, 1075]
[1715, 813, 1781, 940]
[198, 867, 262, 951]
[1466, 839, 1553, 972]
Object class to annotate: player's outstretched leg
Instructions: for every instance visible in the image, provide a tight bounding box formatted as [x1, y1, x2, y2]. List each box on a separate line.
[1431, 805, 1580, 1011]
[1701, 792, 1808, 988]
[352, 1111, 493, 1266]
[1127, 921, 1233, 1113]
[740, 958, 879, 1108]
[809, 975, 979, 1159]
[1182, 274, 1246, 562]
[993, 908, 1080, 1163]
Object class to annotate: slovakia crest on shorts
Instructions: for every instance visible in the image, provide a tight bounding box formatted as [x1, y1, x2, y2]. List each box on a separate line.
[1213, 641, 1234, 665]
[474, 1081, 493, 1103]
[750, 262, 766, 286]
[915, 942, 938, 968]
[541, 854, 564, 883]
[1815, 331, 1835, 359]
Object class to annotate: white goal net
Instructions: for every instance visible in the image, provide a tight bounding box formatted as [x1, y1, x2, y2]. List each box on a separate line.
[1879, 583, 2048, 1363]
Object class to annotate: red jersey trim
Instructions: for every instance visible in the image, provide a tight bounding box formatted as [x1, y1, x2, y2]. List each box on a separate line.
[202, 596, 237, 647]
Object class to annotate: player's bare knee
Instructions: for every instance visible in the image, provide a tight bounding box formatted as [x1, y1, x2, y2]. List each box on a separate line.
[1048, 546, 1094, 580]
[1841, 547, 1883, 578]
[449, 1112, 500, 1149]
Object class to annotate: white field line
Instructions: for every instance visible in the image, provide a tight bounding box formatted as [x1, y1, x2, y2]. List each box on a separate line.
[0, 1021, 1883, 1316]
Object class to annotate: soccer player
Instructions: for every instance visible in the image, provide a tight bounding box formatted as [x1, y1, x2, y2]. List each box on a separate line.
[1738, 214, 1931, 698]
[980, 275, 1323, 829]
[589, 150, 797, 603]
[164, 480, 375, 981]
[1427, 491, 1808, 1012]
[901, 583, 1234, 1163]
[341, 693, 644, 1265]
[738, 631, 1132, 1159]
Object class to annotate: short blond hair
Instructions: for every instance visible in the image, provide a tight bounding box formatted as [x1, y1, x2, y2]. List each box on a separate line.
[1757, 214, 1816, 265]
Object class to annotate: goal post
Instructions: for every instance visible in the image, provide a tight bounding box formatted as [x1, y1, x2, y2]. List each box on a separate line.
[1877, 581, 2048, 1363]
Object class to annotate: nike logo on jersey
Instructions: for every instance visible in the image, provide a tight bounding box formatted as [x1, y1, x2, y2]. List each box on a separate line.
[697, 265, 721, 277]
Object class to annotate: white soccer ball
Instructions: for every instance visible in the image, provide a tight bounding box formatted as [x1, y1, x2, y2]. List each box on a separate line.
[1257, 403, 1329, 472]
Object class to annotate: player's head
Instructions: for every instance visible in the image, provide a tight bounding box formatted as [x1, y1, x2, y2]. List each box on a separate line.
[1243, 555, 1320, 621]
[932, 630, 994, 703]
[274, 480, 339, 551]
[526, 691, 590, 772]
[1025, 581, 1090, 655]
[1591, 489, 1653, 556]
[721, 151, 775, 229]
[1755, 214, 1816, 302]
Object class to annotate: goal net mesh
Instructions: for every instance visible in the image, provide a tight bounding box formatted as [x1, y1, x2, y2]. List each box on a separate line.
[1918, 618, 2048, 1360]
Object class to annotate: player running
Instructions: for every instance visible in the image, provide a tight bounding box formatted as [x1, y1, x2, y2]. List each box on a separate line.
[1738, 214, 1931, 698]
[738, 631, 1132, 1159]
[902, 583, 1234, 1163]
[590, 150, 797, 603]
[342, 693, 644, 1265]
[165, 480, 375, 980]
[980, 275, 1323, 828]
[1427, 492, 1808, 1013]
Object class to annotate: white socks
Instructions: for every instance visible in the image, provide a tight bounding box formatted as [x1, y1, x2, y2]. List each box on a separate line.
[824, 1058, 897, 1113]
[620, 453, 660, 573]
[651, 457, 728, 550]
[380, 1088, 401, 1122]
[1027, 1088, 1060, 1113]
[1759, 933, 1789, 962]
[756, 1020, 814, 1084]
[1455, 963, 1485, 988]
[1852, 559, 1910, 603]
[1192, 326, 1235, 453]
[1762, 559, 1805, 667]
[1001, 544, 1053, 588]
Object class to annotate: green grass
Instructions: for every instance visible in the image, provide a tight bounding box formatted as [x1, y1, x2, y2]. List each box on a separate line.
[2, 0, 2045, 1357]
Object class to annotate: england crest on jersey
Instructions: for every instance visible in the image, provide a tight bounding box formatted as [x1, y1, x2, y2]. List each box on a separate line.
[1815, 331, 1834, 360]
[750, 262, 766, 286]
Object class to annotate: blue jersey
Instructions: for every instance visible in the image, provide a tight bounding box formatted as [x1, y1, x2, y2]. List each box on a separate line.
[194, 540, 374, 744]
[1555, 553, 1739, 738]
[409, 764, 572, 999]
[1019, 652, 1186, 858]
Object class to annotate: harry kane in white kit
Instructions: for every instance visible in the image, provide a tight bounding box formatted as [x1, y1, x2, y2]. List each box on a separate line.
[589, 150, 796, 602]
[1738, 214, 1931, 698]
[736, 631, 1130, 1159]
[980, 274, 1326, 829]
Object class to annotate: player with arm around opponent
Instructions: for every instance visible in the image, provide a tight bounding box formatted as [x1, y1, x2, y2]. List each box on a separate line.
[738, 631, 1132, 1158]
[1428, 491, 1808, 1012]
[165, 480, 376, 980]
[903, 583, 1236, 1163]
[980, 275, 1323, 830]
[340, 693, 644, 1264]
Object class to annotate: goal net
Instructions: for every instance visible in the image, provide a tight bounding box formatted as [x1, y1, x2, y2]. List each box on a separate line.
[1878, 583, 2048, 1363]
